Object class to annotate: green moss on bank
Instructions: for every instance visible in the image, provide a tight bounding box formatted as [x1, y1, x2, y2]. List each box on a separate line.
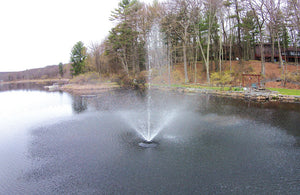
[267, 88, 300, 96]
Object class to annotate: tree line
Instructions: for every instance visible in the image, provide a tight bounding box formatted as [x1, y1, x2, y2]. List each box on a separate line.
[70, 0, 300, 84]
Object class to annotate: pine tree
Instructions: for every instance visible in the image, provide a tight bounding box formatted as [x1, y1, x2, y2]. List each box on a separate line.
[70, 41, 87, 76]
[58, 62, 64, 77]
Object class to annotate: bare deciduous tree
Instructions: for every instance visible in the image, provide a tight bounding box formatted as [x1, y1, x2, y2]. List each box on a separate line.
[248, 0, 267, 76]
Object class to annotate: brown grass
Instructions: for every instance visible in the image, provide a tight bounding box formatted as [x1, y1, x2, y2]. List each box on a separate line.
[60, 82, 119, 95]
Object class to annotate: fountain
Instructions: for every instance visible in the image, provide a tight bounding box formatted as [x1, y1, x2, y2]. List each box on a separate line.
[138, 23, 169, 147]
[120, 23, 174, 147]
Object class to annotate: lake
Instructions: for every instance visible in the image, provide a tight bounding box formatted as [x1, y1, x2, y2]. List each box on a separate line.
[0, 88, 299, 194]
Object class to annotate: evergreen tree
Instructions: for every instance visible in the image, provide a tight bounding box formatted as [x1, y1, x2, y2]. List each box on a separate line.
[242, 11, 258, 60]
[58, 62, 64, 77]
[108, 0, 142, 75]
[70, 41, 87, 76]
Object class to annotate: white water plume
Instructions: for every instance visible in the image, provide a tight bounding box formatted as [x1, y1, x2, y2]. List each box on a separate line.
[144, 23, 169, 141]
[119, 23, 172, 142]
[119, 109, 178, 141]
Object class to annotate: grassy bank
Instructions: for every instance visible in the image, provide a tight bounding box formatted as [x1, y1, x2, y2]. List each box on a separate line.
[267, 88, 300, 96]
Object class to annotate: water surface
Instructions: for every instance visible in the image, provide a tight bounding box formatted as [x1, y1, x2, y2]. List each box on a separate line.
[0, 89, 299, 194]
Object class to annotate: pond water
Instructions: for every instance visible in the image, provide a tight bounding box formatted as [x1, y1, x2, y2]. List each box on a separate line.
[0, 88, 299, 194]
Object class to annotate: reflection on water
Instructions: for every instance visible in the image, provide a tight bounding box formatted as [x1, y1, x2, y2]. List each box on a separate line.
[0, 89, 299, 194]
[72, 96, 88, 113]
[200, 96, 300, 138]
[0, 82, 52, 91]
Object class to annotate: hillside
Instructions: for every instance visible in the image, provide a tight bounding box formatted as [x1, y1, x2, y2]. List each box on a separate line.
[0, 64, 72, 82]
[153, 60, 300, 89]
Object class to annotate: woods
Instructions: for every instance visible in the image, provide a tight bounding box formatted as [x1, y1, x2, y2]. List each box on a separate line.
[74, 0, 299, 85]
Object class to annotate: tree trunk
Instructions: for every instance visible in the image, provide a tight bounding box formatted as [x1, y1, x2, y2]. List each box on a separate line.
[246, 39, 250, 61]
[119, 50, 129, 75]
[134, 42, 140, 74]
[234, 0, 243, 60]
[229, 11, 233, 71]
[97, 54, 101, 79]
[219, 32, 222, 73]
[277, 34, 284, 86]
[206, 40, 211, 83]
[283, 44, 287, 87]
[132, 51, 136, 76]
[296, 45, 299, 72]
[214, 49, 219, 72]
[183, 26, 189, 83]
[271, 33, 275, 63]
[183, 43, 188, 83]
[206, 16, 211, 84]
[260, 32, 265, 76]
[168, 38, 171, 86]
[194, 46, 198, 83]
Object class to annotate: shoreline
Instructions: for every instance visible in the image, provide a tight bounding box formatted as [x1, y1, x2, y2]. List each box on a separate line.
[0, 78, 69, 85]
[1, 79, 299, 103]
[154, 85, 300, 103]
[59, 82, 300, 103]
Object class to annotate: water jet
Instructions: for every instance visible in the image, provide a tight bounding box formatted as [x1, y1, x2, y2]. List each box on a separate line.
[119, 23, 175, 146]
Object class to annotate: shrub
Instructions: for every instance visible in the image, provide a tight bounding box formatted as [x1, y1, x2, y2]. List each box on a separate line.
[116, 71, 146, 90]
[247, 65, 254, 73]
[172, 69, 184, 83]
[70, 72, 100, 84]
[41, 75, 48, 80]
[286, 71, 300, 82]
[211, 71, 234, 90]
[110, 74, 120, 83]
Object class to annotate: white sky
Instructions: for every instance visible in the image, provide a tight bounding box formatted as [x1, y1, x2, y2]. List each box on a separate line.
[0, 0, 156, 72]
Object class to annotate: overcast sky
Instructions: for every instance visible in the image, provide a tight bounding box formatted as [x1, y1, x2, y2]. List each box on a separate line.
[0, 0, 156, 72]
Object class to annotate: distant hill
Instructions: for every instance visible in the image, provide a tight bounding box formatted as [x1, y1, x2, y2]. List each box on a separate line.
[0, 64, 71, 82]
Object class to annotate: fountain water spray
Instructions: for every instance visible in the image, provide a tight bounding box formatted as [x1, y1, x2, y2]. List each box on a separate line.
[119, 23, 175, 147]
[142, 22, 168, 144]
[147, 49, 152, 142]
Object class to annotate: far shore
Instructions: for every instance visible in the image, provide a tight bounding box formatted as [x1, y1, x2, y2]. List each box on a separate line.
[60, 81, 300, 103]
[0, 78, 70, 85]
[1, 79, 300, 103]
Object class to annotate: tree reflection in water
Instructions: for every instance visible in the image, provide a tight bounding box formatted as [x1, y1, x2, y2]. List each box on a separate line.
[72, 96, 88, 113]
